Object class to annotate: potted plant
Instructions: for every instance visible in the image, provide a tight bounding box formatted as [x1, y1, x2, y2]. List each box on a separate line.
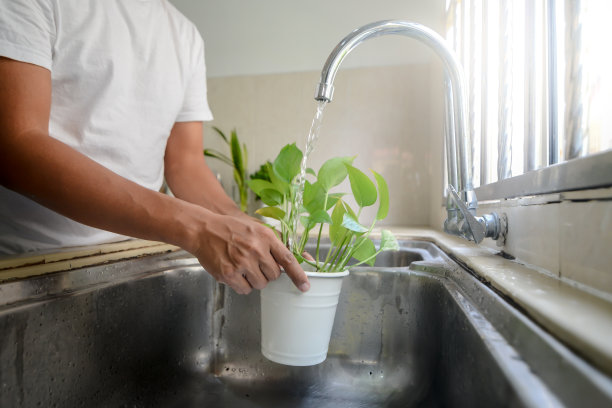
[249, 161, 273, 198]
[203, 126, 249, 212]
[248, 143, 398, 366]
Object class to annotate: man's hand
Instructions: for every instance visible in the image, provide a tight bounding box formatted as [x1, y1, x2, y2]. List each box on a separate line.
[164, 121, 311, 294]
[189, 212, 309, 294]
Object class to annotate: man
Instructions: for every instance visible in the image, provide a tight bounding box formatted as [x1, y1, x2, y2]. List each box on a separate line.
[0, 0, 310, 294]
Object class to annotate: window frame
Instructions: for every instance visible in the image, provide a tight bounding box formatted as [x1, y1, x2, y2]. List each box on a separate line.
[475, 149, 612, 200]
[447, 0, 612, 201]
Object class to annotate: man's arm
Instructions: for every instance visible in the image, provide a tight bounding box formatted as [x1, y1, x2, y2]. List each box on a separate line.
[0, 57, 309, 294]
[164, 121, 247, 219]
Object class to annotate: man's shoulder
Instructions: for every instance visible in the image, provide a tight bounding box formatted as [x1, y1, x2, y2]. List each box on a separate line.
[163, 1, 203, 42]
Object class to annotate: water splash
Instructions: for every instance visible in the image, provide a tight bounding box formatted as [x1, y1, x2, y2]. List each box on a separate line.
[289, 100, 328, 251]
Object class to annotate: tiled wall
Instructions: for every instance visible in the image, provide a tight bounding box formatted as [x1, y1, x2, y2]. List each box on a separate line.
[476, 190, 612, 297]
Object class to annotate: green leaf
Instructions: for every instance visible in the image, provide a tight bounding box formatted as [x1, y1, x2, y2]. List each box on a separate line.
[233, 168, 242, 189]
[250, 161, 272, 182]
[230, 130, 244, 178]
[203, 149, 233, 166]
[343, 200, 359, 220]
[341, 213, 368, 233]
[293, 252, 305, 264]
[256, 206, 286, 221]
[346, 165, 377, 208]
[267, 162, 289, 195]
[300, 215, 311, 229]
[306, 168, 316, 177]
[273, 143, 303, 183]
[309, 209, 332, 225]
[242, 142, 248, 175]
[247, 179, 277, 196]
[259, 189, 283, 206]
[326, 193, 345, 210]
[380, 229, 399, 252]
[212, 126, 229, 144]
[300, 210, 331, 230]
[317, 156, 355, 191]
[372, 170, 390, 220]
[329, 201, 348, 246]
[303, 181, 326, 214]
[352, 238, 376, 266]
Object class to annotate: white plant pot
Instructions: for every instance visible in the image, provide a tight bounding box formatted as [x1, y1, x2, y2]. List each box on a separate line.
[260, 269, 349, 366]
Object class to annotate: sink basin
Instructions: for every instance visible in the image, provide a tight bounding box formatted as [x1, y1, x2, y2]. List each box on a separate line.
[1, 240, 611, 407]
[303, 238, 435, 268]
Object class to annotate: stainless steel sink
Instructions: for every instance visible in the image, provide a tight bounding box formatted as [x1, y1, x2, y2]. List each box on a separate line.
[1, 239, 611, 407]
[303, 239, 435, 268]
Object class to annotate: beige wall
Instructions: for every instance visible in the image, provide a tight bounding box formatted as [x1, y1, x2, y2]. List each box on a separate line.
[169, 0, 448, 227]
[205, 64, 441, 226]
[473, 190, 612, 297]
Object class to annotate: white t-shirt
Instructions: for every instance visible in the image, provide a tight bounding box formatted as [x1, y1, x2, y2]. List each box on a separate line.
[0, 0, 213, 254]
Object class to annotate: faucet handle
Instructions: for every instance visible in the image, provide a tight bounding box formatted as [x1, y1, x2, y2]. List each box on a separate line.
[446, 185, 506, 245]
[447, 185, 486, 243]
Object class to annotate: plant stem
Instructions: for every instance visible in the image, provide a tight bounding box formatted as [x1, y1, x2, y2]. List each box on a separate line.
[315, 192, 329, 265]
[298, 226, 310, 254]
[301, 258, 317, 269]
[331, 237, 352, 271]
[315, 224, 324, 264]
[281, 198, 290, 245]
[336, 235, 359, 270]
[326, 233, 351, 272]
[331, 206, 366, 270]
[321, 239, 337, 270]
[239, 186, 248, 212]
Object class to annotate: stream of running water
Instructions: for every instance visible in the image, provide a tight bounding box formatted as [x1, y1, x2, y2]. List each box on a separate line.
[289, 100, 327, 252]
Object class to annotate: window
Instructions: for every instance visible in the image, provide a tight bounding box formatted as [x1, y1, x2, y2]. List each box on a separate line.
[446, 0, 612, 198]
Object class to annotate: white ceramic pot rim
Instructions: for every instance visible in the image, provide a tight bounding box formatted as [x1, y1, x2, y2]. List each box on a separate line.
[281, 265, 349, 278]
[303, 270, 349, 278]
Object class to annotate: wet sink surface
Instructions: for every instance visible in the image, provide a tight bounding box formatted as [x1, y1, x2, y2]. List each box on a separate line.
[1, 240, 611, 407]
[303, 238, 434, 268]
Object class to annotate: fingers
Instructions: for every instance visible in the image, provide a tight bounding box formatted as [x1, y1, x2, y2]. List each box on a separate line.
[258, 259, 281, 281]
[225, 273, 253, 295]
[243, 266, 268, 290]
[302, 251, 315, 262]
[214, 244, 281, 295]
[220, 259, 271, 294]
[271, 241, 310, 292]
[223, 262, 281, 294]
[194, 214, 307, 295]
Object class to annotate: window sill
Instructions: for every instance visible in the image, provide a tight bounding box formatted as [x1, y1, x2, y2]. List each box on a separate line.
[475, 149, 612, 201]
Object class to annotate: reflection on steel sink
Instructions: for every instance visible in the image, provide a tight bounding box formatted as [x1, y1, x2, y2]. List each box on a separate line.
[0, 240, 611, 407]
[303, 238, 436, 268]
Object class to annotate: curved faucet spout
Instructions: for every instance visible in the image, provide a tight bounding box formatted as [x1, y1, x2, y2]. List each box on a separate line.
[315, 20, 471, 200]
[315, 20, 505, 244]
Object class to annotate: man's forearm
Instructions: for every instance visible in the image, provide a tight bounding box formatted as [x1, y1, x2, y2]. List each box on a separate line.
[0, 129, 311, 295]
[163, 121, 250, 219]
[0, 129, 202, 252]
[165, 155, 245, 218]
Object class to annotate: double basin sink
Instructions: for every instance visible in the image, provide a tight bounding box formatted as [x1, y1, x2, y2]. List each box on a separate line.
[1, 239, 611, 407]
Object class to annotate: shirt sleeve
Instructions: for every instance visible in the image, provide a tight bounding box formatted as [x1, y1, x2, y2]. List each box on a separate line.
[175, 29, 214, 122]
[0, 0, 56, 70]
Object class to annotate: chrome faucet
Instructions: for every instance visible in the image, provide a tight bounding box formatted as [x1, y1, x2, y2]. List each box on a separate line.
[315, 20, 505, 244]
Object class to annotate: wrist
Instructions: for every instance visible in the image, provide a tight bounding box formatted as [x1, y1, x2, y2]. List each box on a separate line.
[166, 198, 214, 255]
